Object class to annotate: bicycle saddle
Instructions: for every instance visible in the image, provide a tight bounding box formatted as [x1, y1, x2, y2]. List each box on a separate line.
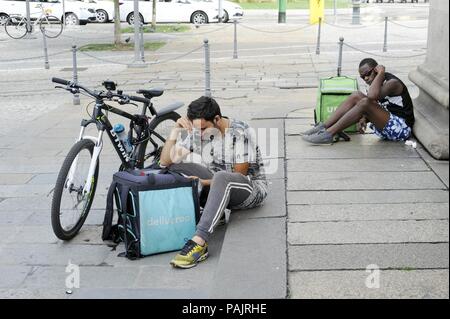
[136, 88, 164, 99]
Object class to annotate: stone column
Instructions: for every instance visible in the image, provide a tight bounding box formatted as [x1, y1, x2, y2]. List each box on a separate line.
[409, 0, 449, 160]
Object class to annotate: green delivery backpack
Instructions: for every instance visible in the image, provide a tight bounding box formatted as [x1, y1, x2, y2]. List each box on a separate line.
[315, 76, 359, 133]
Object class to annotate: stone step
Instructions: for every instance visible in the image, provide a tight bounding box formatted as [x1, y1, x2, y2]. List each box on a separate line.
[288, 220, 449, 245]
[289, 269, 449, 299]
[289, 243, 449, 271]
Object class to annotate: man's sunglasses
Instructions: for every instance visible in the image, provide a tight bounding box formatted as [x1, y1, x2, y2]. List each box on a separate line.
[360, 68, 375, 79]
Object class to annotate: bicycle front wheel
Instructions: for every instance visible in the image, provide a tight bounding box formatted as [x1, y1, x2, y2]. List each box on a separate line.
[5, 16, 28, 39]
[39, 15, 62, 38]
[51, 139, 100, 240]
[136, 111, 180, 169]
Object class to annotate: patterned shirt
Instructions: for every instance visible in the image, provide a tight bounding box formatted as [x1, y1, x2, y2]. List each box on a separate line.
[177, 118, 268, 209]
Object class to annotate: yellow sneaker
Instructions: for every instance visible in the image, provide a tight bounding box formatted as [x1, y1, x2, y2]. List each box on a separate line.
[170, 239, 208, 269]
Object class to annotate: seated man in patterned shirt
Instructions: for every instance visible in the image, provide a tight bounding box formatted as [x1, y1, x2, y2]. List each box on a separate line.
[302, 58, 415, 144]
[159, 96, 268, 269]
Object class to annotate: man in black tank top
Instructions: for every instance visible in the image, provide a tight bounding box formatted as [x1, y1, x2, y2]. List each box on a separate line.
[302, 58, 415, 144]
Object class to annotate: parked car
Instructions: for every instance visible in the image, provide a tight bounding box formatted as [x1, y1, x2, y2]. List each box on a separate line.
[120, 0, 219, 25]
[78, 0, 122, 23]
[192, 0, 243, 23]
[0, 0, 96, 26]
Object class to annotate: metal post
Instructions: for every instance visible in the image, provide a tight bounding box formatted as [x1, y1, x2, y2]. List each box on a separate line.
[72, 45, 80, 105]
[278, 0, 286, 23]
[42, 30, 49, 70]
[140, 21, 145, 62]
[204, 39, 211, 97]
[383, 16, 388, 52]
[316, 17, 322, 55]
[334, 0, 337, 16]
[133, 0, 140, 61]
[337, 37, 344, 77]
[352, 0, 361, 25]
[233, 19, 238, 59]
[218, 0, 223, 23]
[63, 0, 66, 29]
[129, 0, 146, 67]
[25, 0, 31, 35]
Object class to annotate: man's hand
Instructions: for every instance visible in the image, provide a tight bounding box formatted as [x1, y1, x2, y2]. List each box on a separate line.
[175, 116, 193, 131]
[374, 65, 385, 75]
[357, 117, 367, 134]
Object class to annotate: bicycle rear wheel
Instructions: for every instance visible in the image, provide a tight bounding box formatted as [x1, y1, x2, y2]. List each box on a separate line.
[5, 16, 28, 39]
[136, 111, 180, 169]
[51, 139, 99, 240]
[39, 15, 62, 38]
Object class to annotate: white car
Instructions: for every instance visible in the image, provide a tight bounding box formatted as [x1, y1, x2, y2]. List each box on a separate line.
[0, 0, 96, 25]
[120, 0, 219, 25]
[193, 0, 243, 22]
[78, 0, 121, 23]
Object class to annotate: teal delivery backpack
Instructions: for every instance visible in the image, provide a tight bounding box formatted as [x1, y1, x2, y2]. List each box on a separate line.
[102, 169, 200, 259]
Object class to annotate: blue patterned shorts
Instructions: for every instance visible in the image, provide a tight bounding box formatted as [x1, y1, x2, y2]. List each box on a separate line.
[369, 113, 412, 141]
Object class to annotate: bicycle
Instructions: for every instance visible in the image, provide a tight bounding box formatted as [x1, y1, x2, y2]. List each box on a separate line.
[50, 77, 182, 240]
[4, 3, 62, 39]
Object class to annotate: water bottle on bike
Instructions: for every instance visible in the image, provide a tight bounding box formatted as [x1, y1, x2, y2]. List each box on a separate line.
[113, 123, 133, 154]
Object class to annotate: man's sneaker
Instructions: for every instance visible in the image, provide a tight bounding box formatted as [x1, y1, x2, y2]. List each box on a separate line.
[300, 122, 325, 136]
[170, 239, 208, 269]
[302, 129, 335, 145]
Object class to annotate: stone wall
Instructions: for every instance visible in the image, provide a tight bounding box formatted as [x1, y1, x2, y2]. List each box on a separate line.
[409, 0, 449, 160]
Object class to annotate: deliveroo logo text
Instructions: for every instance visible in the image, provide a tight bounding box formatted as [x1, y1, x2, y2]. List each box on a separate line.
[147, 215, 193, 226]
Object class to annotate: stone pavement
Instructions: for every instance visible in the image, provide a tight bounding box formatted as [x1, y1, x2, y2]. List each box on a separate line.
[0, 6, 448, 298]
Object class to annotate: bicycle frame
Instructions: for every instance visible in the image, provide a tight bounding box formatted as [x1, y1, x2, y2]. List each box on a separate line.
[67, 98, 154, 195]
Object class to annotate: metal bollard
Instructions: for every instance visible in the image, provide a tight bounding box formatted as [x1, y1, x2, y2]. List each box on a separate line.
[233, 19, 238, 59]
[204, 39, 211, 97]
[72, 45, 80, 105]
[316, 17, 322, 55]
[140, 22, 145, 62]
[337, 37, 344, 77]
[42, 30, 49, 69]
[383, 17, 388, 52]
[351, 0, 361, 25]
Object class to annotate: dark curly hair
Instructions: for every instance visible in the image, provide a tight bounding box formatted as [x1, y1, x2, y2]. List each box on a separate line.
[359, 58, 378, 69]
[187, 96, 222, 122]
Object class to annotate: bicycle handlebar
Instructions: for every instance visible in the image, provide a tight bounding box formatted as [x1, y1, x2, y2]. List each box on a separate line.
[52, 77, 70, 86]
[52, 77, 151, 105]
[128, 95, 149, 104]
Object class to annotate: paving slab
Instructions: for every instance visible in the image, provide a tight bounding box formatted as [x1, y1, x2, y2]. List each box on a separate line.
[289, 270, 449, 299]
[288, 203, 449, 222]
[0, 288, 67, 299]
[288, 220, 449, 245]
[287, 158, 429, 172]
[233, 179, 286, 220]
[287, 171, 444, 191]
[248, 119, 285, 160]
[263, 158, 285, 179]
[287, 189, 450, 205]
[210, 217, 286, 299]
[0, 266, 32, 289]
[0, 210, 34, 226]
[0, 184, 54, 197]
[0, 243, 110, 266]
[286, 137, 420, 159]
[69, 287, 207, 299]
[289, 243, 449, 271]
[0, 174, 33, 185]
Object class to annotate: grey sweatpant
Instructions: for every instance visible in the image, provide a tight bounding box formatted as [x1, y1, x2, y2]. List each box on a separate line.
[169, 163, 253, 241]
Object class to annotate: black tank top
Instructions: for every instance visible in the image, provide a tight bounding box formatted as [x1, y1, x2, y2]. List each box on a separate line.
[378, 72, 415, 128]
